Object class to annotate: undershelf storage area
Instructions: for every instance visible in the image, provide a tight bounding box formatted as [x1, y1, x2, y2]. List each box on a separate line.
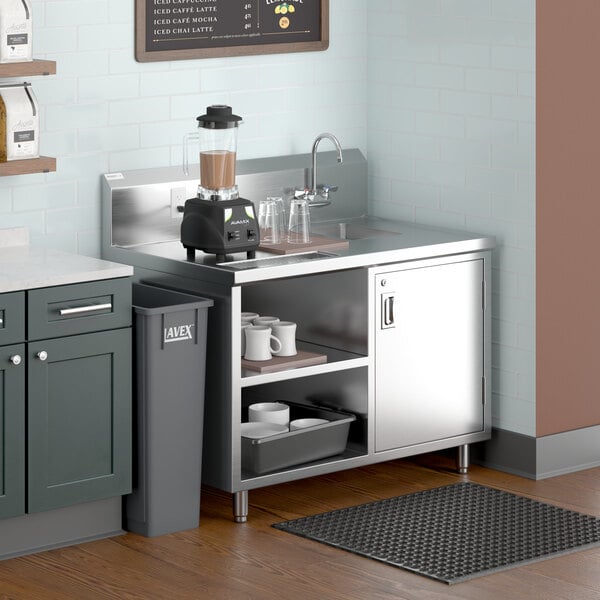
[238, 267, 370, 484]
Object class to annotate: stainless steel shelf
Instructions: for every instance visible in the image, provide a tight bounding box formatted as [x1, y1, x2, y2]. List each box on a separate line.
[240, 341, 368, 388]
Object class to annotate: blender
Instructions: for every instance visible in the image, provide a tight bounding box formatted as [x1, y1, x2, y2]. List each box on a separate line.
[180, 105, 259, 262]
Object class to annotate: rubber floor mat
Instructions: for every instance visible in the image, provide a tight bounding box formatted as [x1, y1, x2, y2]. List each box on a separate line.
[273, 482, 600, 584]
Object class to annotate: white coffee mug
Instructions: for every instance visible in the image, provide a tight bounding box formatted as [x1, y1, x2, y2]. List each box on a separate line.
[240, 322, 252, 356]
[244, 325, 282, 361]
[271, 321, 297, 357]
[248, 402, 290, 428]
[253, 316, 280, 328]
[241, 312, 259, 322]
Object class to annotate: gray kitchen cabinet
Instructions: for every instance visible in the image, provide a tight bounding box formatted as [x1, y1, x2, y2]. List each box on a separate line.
[0, 343, 25, 520]
[372, 256, 486, 452]
[0, 278, 132, 519]
[27, 328, 131, 513]
[0, 291, 27, 520]
[0, 291, 25, 346]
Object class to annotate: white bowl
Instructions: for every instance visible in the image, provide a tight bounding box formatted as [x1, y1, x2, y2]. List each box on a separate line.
[241, 422, 287, 439]
[248, 402, 290, 427]
[289, 418, 329, 431]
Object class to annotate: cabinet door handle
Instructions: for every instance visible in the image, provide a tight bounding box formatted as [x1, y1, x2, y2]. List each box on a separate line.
[59, 302, 112, 316]
[36, 351, 48, 361]
[10, 354, 22, 366]
[382, 294, 395, 328]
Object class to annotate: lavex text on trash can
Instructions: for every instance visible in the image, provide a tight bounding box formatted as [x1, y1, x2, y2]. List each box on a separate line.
[163, 322, 195, 344]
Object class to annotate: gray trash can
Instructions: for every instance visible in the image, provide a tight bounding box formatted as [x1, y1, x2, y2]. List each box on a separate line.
[124, 283, 213, 537]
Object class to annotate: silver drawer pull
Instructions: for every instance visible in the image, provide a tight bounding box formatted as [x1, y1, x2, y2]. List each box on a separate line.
[59, 303, 112, 316]
[381, 293, 395, 329]
[384, 296, 394, 326]
[10, 354, 21, 366]
[37, 351, 48, 362]
[0, 318, 3, 325]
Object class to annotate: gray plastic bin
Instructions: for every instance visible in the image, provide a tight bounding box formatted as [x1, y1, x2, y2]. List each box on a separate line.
[124, 283, 213, 537]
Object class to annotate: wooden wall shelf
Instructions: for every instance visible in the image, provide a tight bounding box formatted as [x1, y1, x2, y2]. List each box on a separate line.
[0, 61, 58, 178]
[0, 157, 56, 177]
[0, 60, 56, 78]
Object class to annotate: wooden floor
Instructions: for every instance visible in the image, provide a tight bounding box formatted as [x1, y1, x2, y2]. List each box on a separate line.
[1, 454, 599, 599]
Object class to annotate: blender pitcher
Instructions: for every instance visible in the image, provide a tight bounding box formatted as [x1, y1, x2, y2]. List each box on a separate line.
[183, 105, 242, 200]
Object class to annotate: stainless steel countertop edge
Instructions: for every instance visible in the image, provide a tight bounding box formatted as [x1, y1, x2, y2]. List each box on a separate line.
[230, 237, 496, 284]
[104, 226, 495, 286]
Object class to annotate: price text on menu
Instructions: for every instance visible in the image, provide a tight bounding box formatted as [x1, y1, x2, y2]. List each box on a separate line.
[140, 0, 325, 55]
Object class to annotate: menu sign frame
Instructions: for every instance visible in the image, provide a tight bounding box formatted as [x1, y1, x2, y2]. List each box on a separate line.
[135, 0, 329, 62]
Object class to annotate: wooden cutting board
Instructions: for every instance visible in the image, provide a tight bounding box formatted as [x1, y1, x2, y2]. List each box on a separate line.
[258, 234, 349, 255]
[242, 350, 327, 374]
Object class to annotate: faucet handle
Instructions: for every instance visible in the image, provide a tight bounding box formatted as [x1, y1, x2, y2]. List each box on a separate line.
[318, 184, 338, 195]
[293, 188, 310, 200]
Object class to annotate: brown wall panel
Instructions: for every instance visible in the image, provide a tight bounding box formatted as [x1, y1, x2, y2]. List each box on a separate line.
[537, 0, 600, 435]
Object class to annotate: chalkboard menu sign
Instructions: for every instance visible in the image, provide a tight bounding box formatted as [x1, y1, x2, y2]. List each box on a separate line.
[135, 0, 328, 62]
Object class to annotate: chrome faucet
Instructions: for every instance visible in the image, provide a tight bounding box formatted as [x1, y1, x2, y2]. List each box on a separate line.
[295, 132, 343, 207]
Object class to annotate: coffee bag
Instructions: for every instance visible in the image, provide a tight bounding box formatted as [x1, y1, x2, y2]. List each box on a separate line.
[0, 0, 33, 63]
[0, 83, 40, 161]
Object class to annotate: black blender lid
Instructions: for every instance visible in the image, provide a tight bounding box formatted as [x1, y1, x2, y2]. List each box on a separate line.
[197, 105, 242, 129]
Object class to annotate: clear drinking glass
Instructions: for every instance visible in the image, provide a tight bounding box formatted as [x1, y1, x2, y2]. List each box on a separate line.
[258, 198, 280, 245]
[269, 196, 286, 242]
[287, 198, 311, 244]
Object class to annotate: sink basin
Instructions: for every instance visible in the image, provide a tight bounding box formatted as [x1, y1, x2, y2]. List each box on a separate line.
[220, 251, 336, 271]
[311, 222, 400, 241]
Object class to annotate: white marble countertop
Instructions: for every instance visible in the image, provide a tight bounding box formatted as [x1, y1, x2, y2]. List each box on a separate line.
[0, 229, 132, 293]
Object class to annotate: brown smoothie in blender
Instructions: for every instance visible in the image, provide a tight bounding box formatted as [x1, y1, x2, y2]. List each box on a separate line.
[200, 150, 236, 190]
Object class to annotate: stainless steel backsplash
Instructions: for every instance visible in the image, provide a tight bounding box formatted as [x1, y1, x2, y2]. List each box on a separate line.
[102, 149, 368, 249]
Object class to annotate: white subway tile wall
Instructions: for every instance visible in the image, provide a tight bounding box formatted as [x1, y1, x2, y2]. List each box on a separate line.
[1, 0, 367, 253]
[1, 0, 535, 436]
[368, 0, 536, 435]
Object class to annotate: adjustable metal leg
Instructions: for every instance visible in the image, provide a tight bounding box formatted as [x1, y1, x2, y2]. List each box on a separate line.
[233, 490, 248, 523]
[457, 444, 470, 474]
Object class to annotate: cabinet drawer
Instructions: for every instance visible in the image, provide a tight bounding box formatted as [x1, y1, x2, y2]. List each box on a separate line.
[28, 278, 131, 340]
[0, 291, 25, 346]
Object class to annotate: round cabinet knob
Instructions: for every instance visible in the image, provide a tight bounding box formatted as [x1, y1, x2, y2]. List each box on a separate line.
[36, 351, 48, 361]
[10, 355, 22, 366]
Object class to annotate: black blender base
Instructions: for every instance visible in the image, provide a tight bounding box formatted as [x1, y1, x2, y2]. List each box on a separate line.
[184, 247, 256, 263]
[215, 250, 255, 262]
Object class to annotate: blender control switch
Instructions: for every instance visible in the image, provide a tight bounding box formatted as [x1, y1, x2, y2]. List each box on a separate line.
[228, 231, 241, 241]
[170, 187, 187, 218]
[247, 229, 256, 240]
